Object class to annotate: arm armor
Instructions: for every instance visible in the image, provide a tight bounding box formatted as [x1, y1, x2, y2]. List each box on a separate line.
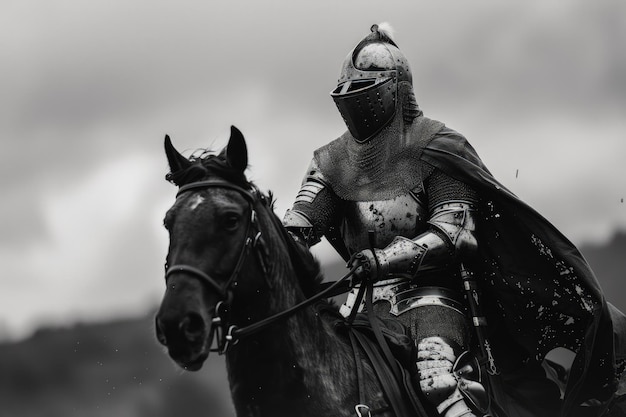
[283, 159, 341, 248]
[367, 168, 479, 279]
[371, 201, 478, 278]
[283, 209, 320, 247]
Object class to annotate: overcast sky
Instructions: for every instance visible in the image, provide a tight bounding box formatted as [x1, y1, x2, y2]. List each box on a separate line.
[1, 0, 625, 340]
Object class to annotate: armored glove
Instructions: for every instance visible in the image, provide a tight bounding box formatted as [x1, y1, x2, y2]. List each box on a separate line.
[347, 249, 388, 283]
[347, 202, 478, 284]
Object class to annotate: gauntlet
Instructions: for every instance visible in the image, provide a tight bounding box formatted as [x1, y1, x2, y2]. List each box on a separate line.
[350, 201, 478, 282]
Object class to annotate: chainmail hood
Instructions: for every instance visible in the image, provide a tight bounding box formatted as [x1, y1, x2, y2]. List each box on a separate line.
[315, 83, 444, 201]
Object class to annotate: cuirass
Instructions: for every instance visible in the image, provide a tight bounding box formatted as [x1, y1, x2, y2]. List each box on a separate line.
[341, 189, 428, 254]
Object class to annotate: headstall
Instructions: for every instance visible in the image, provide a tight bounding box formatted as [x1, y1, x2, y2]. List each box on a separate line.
[164, 179, 355, 354]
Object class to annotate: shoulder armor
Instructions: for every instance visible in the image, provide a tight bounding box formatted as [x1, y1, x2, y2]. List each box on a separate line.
[294, 159, 330, 205]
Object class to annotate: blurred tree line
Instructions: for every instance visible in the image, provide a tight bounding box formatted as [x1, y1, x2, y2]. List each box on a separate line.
[0, 314, 234, 417]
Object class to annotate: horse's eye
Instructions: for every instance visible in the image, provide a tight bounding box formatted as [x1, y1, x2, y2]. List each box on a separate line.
[223, 214, 241, 231]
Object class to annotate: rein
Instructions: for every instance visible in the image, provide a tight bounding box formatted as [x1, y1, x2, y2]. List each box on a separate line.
[164, 179, 356, 354]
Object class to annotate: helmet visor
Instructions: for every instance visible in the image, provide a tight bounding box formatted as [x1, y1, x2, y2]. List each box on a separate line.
[331, 76, 397, 142]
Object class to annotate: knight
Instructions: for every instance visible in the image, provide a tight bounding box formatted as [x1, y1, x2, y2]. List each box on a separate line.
[283, 23, 625, 417]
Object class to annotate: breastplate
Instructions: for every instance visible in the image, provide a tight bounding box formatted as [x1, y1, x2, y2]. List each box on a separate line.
[341, 189, 429, 254]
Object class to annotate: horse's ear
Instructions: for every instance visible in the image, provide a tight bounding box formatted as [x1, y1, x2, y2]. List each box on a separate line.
[164, 134, 192, 174]
[225, 125, 248, 173]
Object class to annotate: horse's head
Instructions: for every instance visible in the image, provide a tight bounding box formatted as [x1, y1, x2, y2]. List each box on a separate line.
[155, 126, 266, 371]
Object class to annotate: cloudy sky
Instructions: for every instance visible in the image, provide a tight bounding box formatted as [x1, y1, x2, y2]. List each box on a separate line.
[1, 0, 625, 340]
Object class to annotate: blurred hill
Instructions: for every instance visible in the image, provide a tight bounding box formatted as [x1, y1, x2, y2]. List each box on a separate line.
[0, 231, 623, 416]
[0, 314, 234, 417]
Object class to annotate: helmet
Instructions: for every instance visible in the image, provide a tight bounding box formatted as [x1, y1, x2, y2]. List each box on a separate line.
[331, 24, 413, 142]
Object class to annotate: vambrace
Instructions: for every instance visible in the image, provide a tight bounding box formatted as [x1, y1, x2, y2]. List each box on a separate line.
[283, 209, 321, 247]
[371, 201, 478, 279]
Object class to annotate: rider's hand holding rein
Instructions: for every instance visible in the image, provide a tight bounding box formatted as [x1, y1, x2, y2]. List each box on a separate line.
[348, 249, 387, 284]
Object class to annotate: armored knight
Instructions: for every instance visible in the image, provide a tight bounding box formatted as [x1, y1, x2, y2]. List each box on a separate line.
[283, 23, 488, 417]
[284, 23, 625, 417]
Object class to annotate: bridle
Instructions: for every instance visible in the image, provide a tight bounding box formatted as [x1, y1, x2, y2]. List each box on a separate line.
[164, 179, 356, 354]
[163, 179, 409, 417]
[165, 179, 261, 300]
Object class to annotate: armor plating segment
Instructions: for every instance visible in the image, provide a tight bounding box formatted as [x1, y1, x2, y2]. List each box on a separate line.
[341, 193, 428, 253]
[283, 209, 314, 228]
[371, 237, 427, 279]
[373, 231, 449, 282]
[354, 201, 476, 285]
[417, 336, 458, 402]
[339, 277, 407, 317]
[427, 201, 478, 254]
[331, 75, 397, 142]
[295, 181, 325, 204]
[282, 209, 321, 247]
[391, 286, 466, 317]
[435, 389, 477, 417]
[417, 337, 485, 417]
[294, 159, 329, 205]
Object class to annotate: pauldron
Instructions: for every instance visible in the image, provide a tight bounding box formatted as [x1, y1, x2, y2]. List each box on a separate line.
[292, 159, 328, 206]
[283, 159, 333, 247]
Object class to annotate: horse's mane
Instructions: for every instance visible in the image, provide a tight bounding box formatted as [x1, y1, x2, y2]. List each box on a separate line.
[166, 148, 328, 300]
[276, 217, 326, 298]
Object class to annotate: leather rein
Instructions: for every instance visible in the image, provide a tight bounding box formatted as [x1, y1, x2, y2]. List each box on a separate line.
[164, 179, 356, 354]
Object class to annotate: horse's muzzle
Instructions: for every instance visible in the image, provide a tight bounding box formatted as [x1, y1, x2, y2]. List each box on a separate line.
[155, 312, 211, 371]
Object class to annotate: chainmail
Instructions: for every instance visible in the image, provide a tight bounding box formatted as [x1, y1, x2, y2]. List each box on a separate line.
[425, 168, 479, 212]
[373, 301, 470, 351]
[314, 83, 445, 201]
[292, 186, 341, 238]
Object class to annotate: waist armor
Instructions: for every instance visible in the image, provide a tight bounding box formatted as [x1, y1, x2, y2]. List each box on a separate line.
[342, 283, 471, 351]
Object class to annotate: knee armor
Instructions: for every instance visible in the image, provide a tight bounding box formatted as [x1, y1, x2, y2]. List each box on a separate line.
[417, 337, 488, 417]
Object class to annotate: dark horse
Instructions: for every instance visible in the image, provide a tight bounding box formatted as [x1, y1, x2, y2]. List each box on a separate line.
[155, 126, 425, 417]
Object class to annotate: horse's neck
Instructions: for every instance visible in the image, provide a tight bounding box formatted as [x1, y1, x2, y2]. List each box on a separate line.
[225, 269, 358, 416]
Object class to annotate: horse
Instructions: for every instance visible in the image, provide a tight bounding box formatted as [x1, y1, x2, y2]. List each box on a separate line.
[155, 126, 428, 417]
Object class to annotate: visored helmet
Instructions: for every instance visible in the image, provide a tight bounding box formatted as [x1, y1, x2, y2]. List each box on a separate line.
[331, 23, 412, 142]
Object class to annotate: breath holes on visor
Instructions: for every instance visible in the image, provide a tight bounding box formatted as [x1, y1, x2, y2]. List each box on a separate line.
[330, 75, 397, 142]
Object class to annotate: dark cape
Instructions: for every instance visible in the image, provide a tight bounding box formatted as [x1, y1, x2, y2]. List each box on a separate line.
[421, 129, 626, 415]
[314, 115, 625, 415]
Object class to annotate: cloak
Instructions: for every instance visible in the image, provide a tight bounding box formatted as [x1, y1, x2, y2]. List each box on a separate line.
[313, 116, 625, 415]
[421, 130, 626, 415]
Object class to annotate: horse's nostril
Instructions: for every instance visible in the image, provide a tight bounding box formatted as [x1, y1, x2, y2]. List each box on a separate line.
[179, 313, 206, 340]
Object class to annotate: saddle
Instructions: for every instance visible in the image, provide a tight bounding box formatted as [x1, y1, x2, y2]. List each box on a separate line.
[335, 313, 430, 417]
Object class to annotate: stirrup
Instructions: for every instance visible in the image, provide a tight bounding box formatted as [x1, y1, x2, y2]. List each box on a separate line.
[355, 404, 372, 417]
